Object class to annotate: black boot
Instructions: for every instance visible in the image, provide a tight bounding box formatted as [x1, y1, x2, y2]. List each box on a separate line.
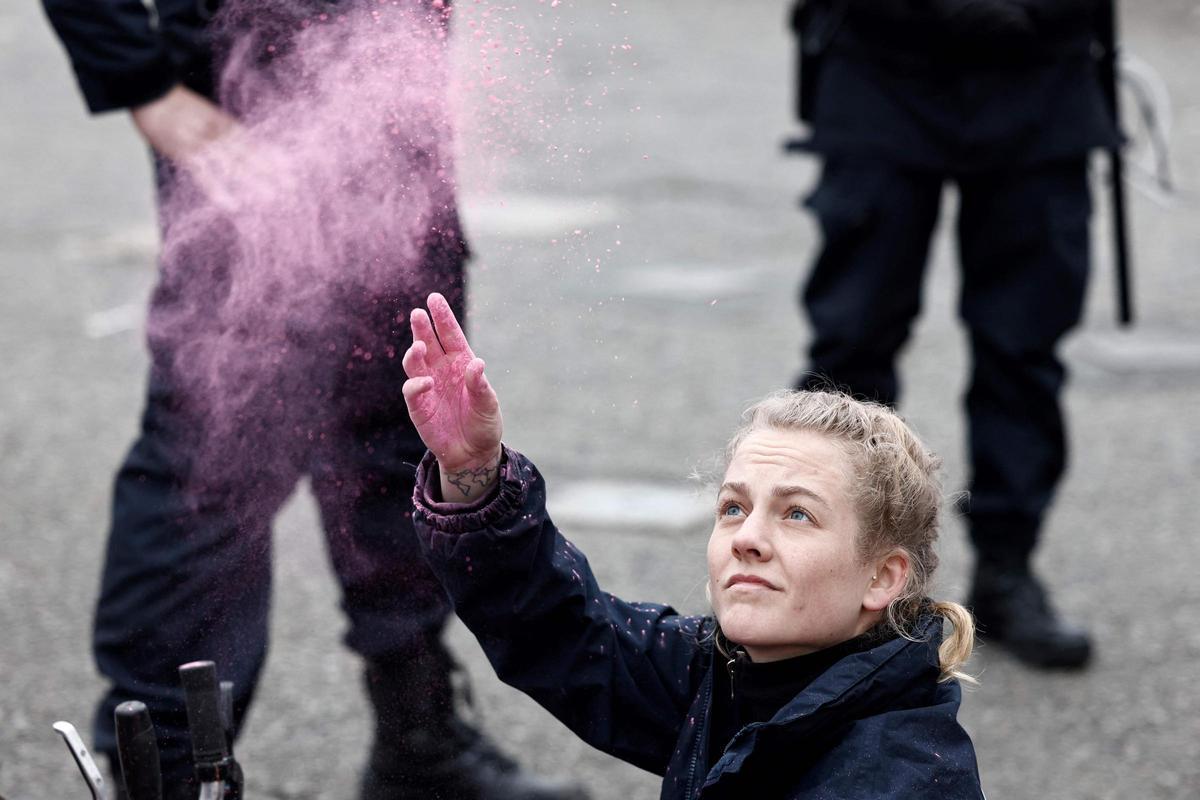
[968, 562, 1092, 669]
[360, 639, 588, 800]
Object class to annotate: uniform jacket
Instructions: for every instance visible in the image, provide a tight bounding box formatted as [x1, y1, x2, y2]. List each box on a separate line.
[795, 0, 1120, 171]
[414, 448, 985, 799]
[42, 0, 451, 114]
[42, 0, 218, 112]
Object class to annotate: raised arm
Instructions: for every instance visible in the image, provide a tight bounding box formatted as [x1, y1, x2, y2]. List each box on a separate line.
[411, 448, 709, 774]
[400, 295, 710, 772]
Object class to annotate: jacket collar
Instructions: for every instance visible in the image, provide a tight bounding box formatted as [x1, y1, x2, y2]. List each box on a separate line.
[702, 614, 945, 788]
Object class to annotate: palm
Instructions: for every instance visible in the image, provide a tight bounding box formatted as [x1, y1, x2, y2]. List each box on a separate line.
[416, 349, 494, 464]
[402, 294, 502, 470]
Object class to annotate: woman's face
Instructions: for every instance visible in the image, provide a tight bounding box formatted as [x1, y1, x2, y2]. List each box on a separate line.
[707, 427, 881, 662]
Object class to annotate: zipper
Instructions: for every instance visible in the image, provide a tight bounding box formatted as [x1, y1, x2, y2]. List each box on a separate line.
[724, 649, 747, 700]
[691, 650, 748, 798]
[683, 671, 713, 800]
[685, 744, 700, 799]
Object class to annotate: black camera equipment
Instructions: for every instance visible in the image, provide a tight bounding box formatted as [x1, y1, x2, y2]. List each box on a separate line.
[179, 661, 244, 800]
[115, 701, 163, 800]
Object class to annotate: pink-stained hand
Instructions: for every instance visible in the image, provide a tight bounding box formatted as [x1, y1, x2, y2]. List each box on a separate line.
[402, 294, 503, 500]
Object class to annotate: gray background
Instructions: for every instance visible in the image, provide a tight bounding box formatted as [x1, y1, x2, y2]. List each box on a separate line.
[3, 1, 1199, 798]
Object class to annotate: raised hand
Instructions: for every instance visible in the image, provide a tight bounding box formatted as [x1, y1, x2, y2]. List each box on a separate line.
[402, 293, 503, 501]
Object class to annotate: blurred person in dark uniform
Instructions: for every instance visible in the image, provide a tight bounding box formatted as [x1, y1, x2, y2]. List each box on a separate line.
[41, 2, 585, 798]
[790, 0, 1119, 669]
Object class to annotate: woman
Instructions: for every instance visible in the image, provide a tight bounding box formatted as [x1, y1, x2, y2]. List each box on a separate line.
[400, 293, 985, 799]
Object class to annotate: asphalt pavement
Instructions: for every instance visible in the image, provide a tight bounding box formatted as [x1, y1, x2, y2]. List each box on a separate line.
[2, 2, 1199, 798]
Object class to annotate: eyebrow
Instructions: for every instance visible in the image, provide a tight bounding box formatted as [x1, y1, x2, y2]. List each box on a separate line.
[718, 481, 831, 510]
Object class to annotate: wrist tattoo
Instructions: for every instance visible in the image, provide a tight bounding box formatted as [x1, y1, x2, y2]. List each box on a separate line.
[446, 460, 499, 499]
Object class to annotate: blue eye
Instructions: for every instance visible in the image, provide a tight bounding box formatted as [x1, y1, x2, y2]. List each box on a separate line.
[720, 502, 743, 517]
[788, 508, 810, 522]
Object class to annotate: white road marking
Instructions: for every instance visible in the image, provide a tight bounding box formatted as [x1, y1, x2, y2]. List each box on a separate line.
[615, 263, 769, 301]
[55, 225, 158, 265]
[84, 303, 144, 339]
[547, 479, 712, 533]
[461, 194, 618, 238]
[1070, 327, 1200, 374]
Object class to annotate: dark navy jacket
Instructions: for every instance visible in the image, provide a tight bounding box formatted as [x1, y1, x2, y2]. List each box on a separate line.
[41, 0, 451, 114]
[796, 0, 1120, 172]
[414, 448, 985, 799]
[42, 0, 218, 112]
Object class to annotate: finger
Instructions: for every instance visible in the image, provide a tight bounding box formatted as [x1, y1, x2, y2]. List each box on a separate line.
[401, 376, 436, 420]
[401, 340, 430, 380]
[410, 307, 443, 357]
[427, 292, 471, 354]
[464, 358, 499, 414]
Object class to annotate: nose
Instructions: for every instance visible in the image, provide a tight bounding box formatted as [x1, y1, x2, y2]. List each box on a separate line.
[730, 512, 771, 562]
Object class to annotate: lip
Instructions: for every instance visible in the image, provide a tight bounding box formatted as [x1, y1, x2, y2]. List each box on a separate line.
[725, 574, 779, 590]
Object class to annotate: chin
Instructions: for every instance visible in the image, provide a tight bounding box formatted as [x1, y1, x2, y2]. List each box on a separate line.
[716, 610, 781, 648]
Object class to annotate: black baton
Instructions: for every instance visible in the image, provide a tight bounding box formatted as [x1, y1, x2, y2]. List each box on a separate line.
[1097, 0, 1134, 326]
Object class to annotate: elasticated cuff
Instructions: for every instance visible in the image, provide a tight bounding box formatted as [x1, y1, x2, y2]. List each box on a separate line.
[413, 446, 528, 535]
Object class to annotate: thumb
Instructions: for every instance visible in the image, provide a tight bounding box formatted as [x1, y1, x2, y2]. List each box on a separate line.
[402, 375, 436, 423]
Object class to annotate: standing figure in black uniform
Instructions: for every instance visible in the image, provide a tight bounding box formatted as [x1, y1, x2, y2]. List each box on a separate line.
[790, 0, 1119, 668]
[41, 2, 585, 798]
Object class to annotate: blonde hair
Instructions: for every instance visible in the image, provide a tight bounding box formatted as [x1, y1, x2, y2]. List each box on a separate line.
[723, 390, 975, 684]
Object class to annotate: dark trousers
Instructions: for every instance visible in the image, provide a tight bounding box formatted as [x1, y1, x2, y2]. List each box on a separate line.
[91, 165, 467, 784]
[799, 157, 1091, 563]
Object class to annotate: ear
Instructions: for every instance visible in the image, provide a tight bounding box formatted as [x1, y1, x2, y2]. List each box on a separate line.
[862, 550, 910, 613]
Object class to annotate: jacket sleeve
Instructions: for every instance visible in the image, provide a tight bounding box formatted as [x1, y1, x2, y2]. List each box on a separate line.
[42, 0, 178, 113]
[414, 447, 709, 775]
